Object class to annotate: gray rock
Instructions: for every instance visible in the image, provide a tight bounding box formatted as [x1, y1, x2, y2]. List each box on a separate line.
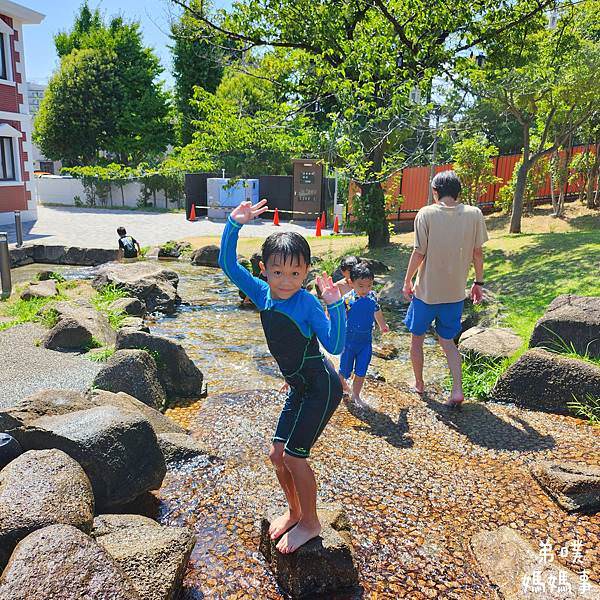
[29, 245, 118, 266]
[41, 300, 116, 351]
[91, 514, 195, 600]
[0, 524, 140, 599]
[35, 270, 55, 281]
[8, 247, 34, 268]
[157, 433, 212, 463]
[530, 461, 600, 513]
[377, 279, 410, 307]
[490, 349, 600, 415]
[459, 327, 522, 361]
[372, 343, 399, 360]
[119, 316, 150, 332]
[20, 279, 57, 300]
[116, 329, 203, 399]
[109, 297, 146, 317]
[158, 241, 191, 259]
[530, 294, 600, 358]
[0, 449, 94, 568]
[190, 244, 220, 267]
[259, 505, 359, 599]
[11, 406, 166, 510]
[93, 262, 180, 314]
[470, 526, 600, 599]
[92, 349, 166, 409]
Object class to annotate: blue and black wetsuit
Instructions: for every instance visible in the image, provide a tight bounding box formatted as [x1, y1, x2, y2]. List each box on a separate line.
[219, 217, 346, 458]
[339, 290, 380, 379]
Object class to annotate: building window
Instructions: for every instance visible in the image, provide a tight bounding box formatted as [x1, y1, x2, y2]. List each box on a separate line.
[1, 136, 16, 181]
[0, 33, 7, 80]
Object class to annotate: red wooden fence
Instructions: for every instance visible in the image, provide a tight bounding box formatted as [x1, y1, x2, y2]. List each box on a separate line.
[349, 144, 595, 221]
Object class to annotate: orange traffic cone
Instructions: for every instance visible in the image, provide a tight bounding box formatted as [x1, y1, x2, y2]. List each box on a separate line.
[273, 208, 280, 226]
[320, 211, 326, 229]
[315, 217, 322, 237]
[333, 215, 340, 234]
[188, 203, 197, 221]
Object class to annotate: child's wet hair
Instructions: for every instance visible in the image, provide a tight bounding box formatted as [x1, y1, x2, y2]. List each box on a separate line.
[350, 262, 374, 281]
[262, 231, 311, 267]
[340, 255, 359, 273]
[117, 227, 127, 236]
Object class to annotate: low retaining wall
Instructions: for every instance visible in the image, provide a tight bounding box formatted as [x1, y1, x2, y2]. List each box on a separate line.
[10, 245, 118, 268]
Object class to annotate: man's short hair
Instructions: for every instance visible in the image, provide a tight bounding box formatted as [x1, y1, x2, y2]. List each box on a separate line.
[262, 231, 311, 267]
[432, 170, 462, 200]
[340, 255, 359, 273]
[350, 262, 374, 281]
[117, 227, 127, 236]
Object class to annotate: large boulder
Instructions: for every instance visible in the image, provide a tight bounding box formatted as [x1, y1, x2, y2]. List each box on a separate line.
[157, 433, 213, 463]
[9, 406, 166, 510]
[459, 327, 522, 361]
[158, 240, 191, 259]
[377, 279, 410, 307]
[0, 449, 94, 568]
[115, 329, 203, 399]
[0, 524, 141, 599]
[91, 514, 195, 600]
[490, 349, 600, 415]
[41, 300, 116, 351]
[471, 526, 600, 599]
[93, 262, 181, 314]
[190, 244, 220, 267]
[530, 294, 600, 359]
[20, 279, 58, 300]
[92, 349, 166, 409]
[530, 460, 600, 513]
[259, 505, 359, 599]
[109, 297, 146, 317]
[0, 388, 186, 438]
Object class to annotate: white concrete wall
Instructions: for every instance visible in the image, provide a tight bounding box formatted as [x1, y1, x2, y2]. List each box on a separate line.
[35, 177, 173, 209]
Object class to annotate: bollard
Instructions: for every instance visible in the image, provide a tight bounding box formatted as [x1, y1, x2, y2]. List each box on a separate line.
[0, 232, 12, 299]
[14, 211, 23, 248]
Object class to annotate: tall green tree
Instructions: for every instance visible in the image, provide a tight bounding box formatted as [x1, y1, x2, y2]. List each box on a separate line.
[35, 2, 171, 165]
[171, 0, 561, 247]
[34, 48, 121, 165]
[170, 0, 227, 145]
[463, 1, 600, 231]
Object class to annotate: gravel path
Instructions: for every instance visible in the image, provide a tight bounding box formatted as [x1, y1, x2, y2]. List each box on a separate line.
[5, 206, 326, 248]
[0, 323, 102, 409]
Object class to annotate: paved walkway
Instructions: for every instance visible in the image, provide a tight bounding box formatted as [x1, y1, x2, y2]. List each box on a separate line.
[4, 206, 326, 249]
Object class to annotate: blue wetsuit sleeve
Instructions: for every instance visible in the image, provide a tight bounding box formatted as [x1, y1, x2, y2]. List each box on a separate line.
[218, 217, 268, 309]
[307, 293, 346, 355]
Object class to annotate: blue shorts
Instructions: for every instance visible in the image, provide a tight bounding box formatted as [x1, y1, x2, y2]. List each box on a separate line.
[404, 297, 464, 340]
[339, 341, 372, 378]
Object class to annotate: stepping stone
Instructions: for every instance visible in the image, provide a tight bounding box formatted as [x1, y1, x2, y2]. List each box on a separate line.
[259, 505, 359, 599]
[530, 461, 600, 513]
[20, 279, 58, 300]
[471, 526, 600, 599]
[459, 326, 522, 361]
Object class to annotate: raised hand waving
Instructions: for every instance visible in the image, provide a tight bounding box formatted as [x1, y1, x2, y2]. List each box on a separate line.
[230, 199, 269, 225]
[316, 272, 341, 305]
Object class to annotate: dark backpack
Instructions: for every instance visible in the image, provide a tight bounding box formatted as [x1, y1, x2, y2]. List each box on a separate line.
[120, 236, 137, 258]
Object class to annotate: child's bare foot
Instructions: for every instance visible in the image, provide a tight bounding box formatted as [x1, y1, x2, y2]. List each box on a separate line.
[269, 511, 300, 540]
[276, 520, 322, 553]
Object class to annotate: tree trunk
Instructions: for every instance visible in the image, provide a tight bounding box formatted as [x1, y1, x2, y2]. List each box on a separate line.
[361, 181, 390, 247]
[510, 162, 529, 233]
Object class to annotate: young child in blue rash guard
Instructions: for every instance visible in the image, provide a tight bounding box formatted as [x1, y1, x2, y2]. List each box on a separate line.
[339, 262, 389, 406]
[218, 199, 346, 554]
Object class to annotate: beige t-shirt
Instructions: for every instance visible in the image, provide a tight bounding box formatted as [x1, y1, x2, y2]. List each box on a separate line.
[413, 203, 488, 304]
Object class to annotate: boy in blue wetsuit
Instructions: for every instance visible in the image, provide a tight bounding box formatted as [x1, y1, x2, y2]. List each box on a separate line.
[339, 262, 389, 406]
[219, 199, 346, 554]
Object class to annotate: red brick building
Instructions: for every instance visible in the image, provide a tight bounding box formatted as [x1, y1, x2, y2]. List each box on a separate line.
[0, 0, 44, 226]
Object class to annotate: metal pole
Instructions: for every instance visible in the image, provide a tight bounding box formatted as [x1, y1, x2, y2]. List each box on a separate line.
[0, 233, 12, 300]
[14, 211, 23, 248]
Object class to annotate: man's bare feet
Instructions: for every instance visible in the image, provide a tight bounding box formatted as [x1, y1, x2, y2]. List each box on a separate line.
[351, 393, 367, 408]
[444, 394, 464, 407]
[409, 379, 425, 395]
[269, 511, 301, 540]
[276, 520, 322, 553]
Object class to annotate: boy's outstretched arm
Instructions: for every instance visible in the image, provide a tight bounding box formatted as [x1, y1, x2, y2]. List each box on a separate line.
[308, 274, 346, 355]
[218, 200, 270, 308]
